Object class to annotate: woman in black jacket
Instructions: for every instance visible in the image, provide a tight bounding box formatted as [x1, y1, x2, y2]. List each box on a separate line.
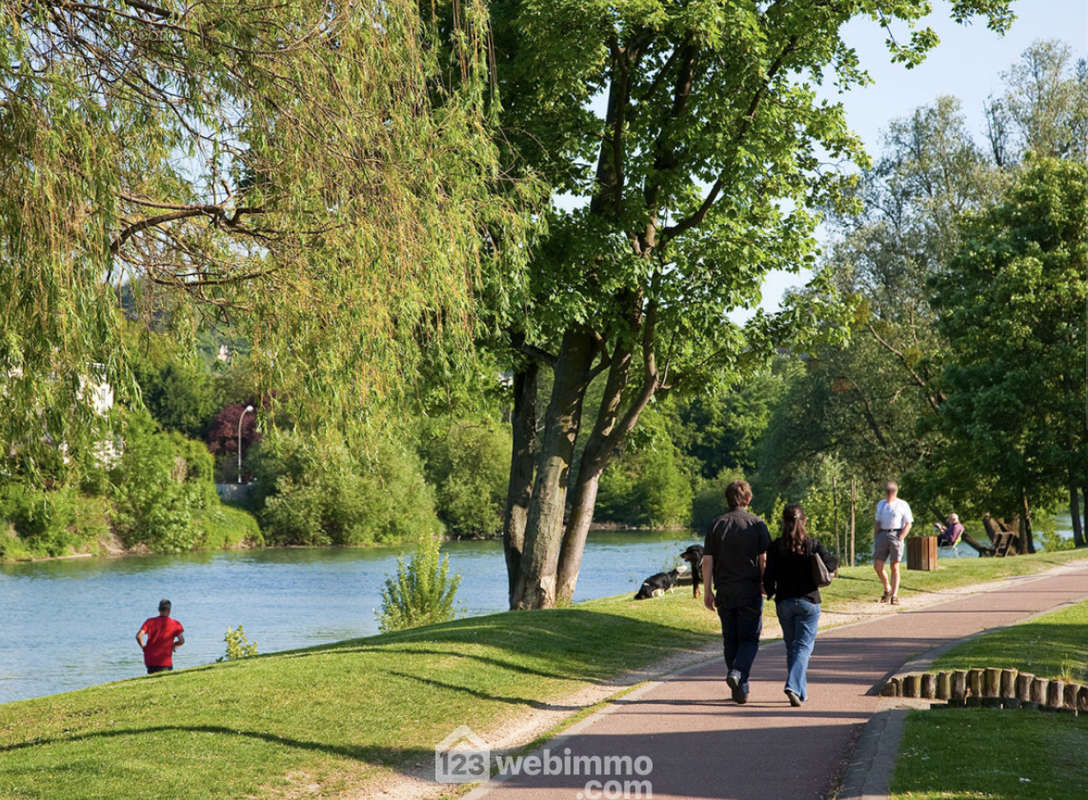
[763, 504, 838, 706]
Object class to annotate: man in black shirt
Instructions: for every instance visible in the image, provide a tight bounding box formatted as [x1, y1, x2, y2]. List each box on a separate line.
[701, 479, 771, 703]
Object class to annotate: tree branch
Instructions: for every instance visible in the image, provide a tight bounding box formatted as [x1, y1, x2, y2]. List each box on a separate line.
[865, 321, 945, 414]
[661, 33, 801, 243]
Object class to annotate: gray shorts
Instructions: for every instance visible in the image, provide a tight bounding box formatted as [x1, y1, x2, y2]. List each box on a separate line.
[873, 530, 905, 564]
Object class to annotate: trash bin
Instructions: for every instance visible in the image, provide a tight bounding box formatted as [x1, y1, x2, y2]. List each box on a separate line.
[907, 536, 939, 570]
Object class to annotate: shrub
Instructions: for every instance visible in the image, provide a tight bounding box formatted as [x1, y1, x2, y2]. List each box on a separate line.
[378, 531, 461, 632]
[217, 625, 258, 661]
[111, 410, 219, 552]
[254, 428, 440, 546]
[597, 444, 694, 528]
[197, 505, 263, 550]
[420, 418, 510, 537]
[0, 483, 78, 556]
[1039, 527, 1075, 552]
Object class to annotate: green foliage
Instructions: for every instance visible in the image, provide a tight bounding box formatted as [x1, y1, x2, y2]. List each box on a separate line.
[931, 157, 1087, 524]
[751, 43, 1088, 539]
[378, 532, 461, 632]
[197, 505, 263, 551]
[0, 487, 113, 559]
[419, 418, 511, 538]
[595, 408, 693, 528]
[255, 428, 440, 547]
[1039, 528, 1075, 552]
[0, 484, 79, 557]
[110, 411, 219, 553]
[0, 0, 531, 476]
[217, 626, 259, 662]
[690, 469, 747, 533]
[125, 324, 223, 440]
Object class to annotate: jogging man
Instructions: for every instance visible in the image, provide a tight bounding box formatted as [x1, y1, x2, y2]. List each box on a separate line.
[136, 599, 185, 674]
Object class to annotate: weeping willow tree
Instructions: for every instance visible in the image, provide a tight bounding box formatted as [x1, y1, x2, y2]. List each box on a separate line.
[0, 0, 529, 477]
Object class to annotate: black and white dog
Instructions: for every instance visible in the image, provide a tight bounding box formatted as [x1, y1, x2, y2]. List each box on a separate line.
[634, 568, 680, 600]
[679, 544, 705, 599]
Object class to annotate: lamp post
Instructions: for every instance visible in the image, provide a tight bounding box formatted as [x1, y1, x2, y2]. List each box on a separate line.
[237, 404, 254, 484]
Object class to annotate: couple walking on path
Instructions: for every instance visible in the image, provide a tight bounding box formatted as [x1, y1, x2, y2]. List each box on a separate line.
[700, 480, 837, 706]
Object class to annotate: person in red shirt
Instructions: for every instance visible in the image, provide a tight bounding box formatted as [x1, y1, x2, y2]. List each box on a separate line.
[136, 599, 185, 674]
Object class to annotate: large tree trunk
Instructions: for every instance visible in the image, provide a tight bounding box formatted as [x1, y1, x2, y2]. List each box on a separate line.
[1069, 482, 1085, 548]
[555, 314, 660, 605]
[502, 362, 539, 606]
[511, 328, 596, 609]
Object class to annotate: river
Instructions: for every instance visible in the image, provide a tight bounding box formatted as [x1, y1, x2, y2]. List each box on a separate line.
[0, 529, 699, 704]
[2, 515, 1078, 705]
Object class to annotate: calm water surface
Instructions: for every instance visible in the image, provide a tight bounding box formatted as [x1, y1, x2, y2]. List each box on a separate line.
[0, 529, 699, 703]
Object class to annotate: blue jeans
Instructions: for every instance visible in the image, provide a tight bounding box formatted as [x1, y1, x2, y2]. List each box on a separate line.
[776, 598, 820, 701]
[716, 599, 763, 686]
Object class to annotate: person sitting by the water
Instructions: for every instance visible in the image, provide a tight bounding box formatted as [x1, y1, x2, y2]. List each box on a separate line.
[136, 599, 184, 674]
[933, 513, 964, 548]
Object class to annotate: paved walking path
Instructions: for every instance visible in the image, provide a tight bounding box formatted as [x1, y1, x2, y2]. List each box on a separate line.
[468, 563, 1088, 800]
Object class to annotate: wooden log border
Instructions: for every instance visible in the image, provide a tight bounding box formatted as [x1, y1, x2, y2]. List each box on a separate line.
[880, 667, 1083, 715]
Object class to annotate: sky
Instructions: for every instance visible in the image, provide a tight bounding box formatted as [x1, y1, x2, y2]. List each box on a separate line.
[750, 0, 1088, 317]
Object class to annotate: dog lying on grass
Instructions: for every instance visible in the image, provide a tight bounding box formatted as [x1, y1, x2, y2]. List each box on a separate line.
[634, 568, 680, 600]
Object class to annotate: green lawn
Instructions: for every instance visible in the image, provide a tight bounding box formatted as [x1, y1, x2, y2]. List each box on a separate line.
[928, 597, 1088, 683]
[1, 548, 1085, 800]
[893, 583, 1088, 800]
[892, 707, 1088, 800]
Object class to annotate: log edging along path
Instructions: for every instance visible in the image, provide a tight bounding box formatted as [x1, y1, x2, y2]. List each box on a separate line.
[461, 561, 1088, 800]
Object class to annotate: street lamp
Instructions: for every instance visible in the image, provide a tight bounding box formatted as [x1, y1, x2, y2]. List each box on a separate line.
[237, 404, 255, 484]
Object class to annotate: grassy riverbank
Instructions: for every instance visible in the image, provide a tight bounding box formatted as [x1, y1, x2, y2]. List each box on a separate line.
[0, 502, 261, 562]
[1, 549, 1085, 800]
[892, 596, 1088, 800]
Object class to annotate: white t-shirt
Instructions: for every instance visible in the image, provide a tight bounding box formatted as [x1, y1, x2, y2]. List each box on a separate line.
[875, 498, 913, 531]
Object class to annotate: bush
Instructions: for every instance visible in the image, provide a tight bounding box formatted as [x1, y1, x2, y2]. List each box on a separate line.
[0, 483, 79, 556]
[111, 411, 219, 552]
[254, 428, 440, 546]
[596, 414, 694, 529]
[419, 418, 510, 537]
[1039, 527, 1075, 552]
[197, 505, 263, 550]
[377, 531, 461, 632]
[597, 447, 694, 528]
[217, 625, 258, 661]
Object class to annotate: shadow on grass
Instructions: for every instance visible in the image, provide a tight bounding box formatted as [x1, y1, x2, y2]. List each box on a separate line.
[0, 724, 430, 765]
[386, 670, 589, 711]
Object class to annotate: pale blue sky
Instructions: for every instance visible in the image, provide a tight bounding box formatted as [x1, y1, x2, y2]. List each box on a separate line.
[753, 0, 1088, 316]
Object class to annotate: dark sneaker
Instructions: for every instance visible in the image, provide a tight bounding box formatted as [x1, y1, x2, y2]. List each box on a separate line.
[736, 683, 750, 704]
[726, 670, 745, 703]
[785, 689, 802, 707]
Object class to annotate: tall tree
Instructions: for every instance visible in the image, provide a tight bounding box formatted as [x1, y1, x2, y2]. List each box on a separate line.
[490, 0, 1015, 608]
[0, 0, 522, 477]
[931, 158, 1088, 551]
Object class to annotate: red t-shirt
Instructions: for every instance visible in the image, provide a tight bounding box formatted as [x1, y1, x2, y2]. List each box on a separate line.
[140, 616, 184, 667]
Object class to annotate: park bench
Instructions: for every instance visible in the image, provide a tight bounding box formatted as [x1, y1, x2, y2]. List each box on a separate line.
[959, 515, 1021, 557]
